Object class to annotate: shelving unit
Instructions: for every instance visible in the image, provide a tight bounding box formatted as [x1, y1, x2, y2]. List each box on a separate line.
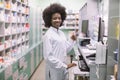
[0, 0, 30, 71]
[0, 1, 43, 80]
[63, 10, 79, 28]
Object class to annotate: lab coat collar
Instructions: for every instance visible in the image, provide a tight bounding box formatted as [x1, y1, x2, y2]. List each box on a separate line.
[50, 26, 60, 33]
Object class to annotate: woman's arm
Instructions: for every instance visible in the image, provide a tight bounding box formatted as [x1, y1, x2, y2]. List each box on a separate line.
[66, 33, 77, 53]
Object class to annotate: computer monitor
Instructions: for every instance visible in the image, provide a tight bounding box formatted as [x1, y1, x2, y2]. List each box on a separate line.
[98, 17, 105, 43]
[81, 20, 89, 37]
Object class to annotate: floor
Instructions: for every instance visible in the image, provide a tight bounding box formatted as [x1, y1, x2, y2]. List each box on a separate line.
[30, 60, 45, 80]
[30, 57, 71, 80]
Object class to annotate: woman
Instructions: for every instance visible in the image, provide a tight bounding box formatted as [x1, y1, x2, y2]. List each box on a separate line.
[43, 3, 77, 80]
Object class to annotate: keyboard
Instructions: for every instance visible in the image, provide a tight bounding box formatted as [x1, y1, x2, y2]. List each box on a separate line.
[78, 55, 90, 71]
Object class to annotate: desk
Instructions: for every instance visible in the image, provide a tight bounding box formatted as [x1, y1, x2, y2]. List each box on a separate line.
[69, 61, 89, 80]
[77, 45, 96, 66]
[70, 44, 106, 80]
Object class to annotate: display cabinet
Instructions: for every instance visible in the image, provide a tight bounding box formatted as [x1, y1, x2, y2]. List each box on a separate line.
[0, 0, 31, 79]
[0, 0, 30, 66]
[63, 10, 79, 28]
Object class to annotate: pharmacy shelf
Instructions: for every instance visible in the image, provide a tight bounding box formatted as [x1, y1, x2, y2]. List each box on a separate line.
[60, 26, 79, 30]
[0, 0, 30, 75]
[0, 41, 43, 80]
[64, 11, 79, 28]
[0, 0, 43, 80]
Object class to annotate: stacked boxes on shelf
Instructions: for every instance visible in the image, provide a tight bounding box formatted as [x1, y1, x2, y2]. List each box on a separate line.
[0, 0, 43, 80]
[0, 0, 30, 71]
[63, 10, 79, 29]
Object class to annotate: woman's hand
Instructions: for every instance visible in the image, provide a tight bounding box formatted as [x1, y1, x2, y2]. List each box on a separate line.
[71, 34, 77, 41]
[67, 63, 77, 69]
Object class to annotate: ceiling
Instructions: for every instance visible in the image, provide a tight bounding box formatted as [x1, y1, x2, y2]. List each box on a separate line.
[29, 0, 87, 11]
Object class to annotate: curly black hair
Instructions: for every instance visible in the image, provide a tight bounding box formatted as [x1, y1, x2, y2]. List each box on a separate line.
[42, 3, 67, 28]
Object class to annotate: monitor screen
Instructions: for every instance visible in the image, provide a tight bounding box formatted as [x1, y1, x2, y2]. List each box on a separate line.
[98, 17, 105, 43]
[81, 20, 89, 37]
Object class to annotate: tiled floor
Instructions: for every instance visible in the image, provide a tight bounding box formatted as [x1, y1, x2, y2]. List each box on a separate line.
[30, 60, 45, 80]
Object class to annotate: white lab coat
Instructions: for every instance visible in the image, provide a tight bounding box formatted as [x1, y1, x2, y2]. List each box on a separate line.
[43, 27, 75, 80]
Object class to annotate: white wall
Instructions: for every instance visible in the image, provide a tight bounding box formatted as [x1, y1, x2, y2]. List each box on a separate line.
[36, 0, 87, 11]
